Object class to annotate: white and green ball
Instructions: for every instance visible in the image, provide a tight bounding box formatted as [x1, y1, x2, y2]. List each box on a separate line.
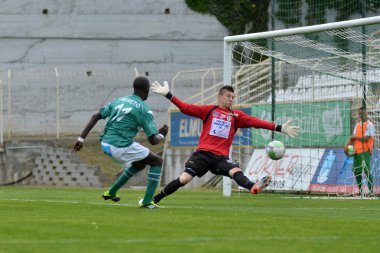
[347, 145, 355, 157]
[266, 140, 286, 160]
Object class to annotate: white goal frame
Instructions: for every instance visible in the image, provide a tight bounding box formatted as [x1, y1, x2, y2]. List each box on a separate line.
[222, 15, 380, 197]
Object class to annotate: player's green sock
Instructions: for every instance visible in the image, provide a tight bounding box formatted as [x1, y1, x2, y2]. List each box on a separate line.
[354, 173, 363, 195]
[367, 174, 373, 193]
[109, 166, 140, 196]
[142, 166, 162, 205]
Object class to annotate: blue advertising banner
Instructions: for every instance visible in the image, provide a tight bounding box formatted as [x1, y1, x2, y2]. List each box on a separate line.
[309, 148, 380, 194]
[170, 107, 252, 147]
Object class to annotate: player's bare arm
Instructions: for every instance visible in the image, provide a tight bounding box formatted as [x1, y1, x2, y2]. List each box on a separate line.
[72, 112, 102, 153]
[148, 124, 169, 145]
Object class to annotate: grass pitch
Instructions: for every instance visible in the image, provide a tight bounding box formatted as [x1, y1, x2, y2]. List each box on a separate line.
[0, 187, 379, 253]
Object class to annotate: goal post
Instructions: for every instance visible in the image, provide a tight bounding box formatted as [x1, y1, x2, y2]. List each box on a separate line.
[223, 16, 380, 197]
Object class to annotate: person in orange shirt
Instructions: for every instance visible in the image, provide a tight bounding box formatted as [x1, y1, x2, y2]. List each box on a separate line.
[345, 107, 374, 197]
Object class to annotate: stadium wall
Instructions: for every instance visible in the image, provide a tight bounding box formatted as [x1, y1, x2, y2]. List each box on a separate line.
[0, 140, 103, 187]
[0, 0, 229, 131]
[0, 140, 214, 189]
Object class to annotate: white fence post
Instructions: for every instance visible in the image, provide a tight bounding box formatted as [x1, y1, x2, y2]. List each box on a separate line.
[54, 67, 60, 139]
[0, 77, 3, 146]
[7, 69, 12, 139]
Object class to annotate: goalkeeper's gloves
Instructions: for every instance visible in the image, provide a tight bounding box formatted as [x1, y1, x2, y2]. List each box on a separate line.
[151, 81, 173, 99]
[280, 119, 300, 138]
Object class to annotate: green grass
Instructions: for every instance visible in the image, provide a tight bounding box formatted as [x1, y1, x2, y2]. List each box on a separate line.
[1, 187, 380, 253]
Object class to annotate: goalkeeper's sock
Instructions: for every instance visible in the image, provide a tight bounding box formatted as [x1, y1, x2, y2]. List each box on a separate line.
[153, 178, 184, 204]
[108, 166, 140, 196]
[141, 166, 162, 205]
[354, 173, 363, 195]
[232, 171, 254, 190]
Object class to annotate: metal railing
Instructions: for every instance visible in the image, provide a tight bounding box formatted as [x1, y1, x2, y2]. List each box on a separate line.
[170, 59, 281, 106]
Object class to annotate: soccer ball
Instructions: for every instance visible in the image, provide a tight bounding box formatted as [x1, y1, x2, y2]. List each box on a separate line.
[266, 140, 285, 160]
[347, 145, 355, 157]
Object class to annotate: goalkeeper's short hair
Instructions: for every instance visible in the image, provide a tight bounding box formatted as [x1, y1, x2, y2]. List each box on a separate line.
[219, 85, 234, 95]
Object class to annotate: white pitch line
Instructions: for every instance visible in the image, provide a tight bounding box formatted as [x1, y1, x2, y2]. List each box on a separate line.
[0, 235, 342, 245]
[0, 198, 136, 207]
[1, 198, 379, 211]
[283, 196, 378, 200]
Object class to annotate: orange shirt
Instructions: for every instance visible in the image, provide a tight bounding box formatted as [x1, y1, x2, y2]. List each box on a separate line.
[353, 120, 374, 154]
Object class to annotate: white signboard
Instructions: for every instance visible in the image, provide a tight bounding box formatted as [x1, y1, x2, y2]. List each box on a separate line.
[244, 149, 324, 191]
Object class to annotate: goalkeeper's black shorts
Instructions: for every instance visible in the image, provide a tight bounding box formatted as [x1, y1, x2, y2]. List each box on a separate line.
[184, 150, 239, 178]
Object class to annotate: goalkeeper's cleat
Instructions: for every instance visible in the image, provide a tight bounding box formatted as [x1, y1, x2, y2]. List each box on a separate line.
[102, 191, 121, 202]
[251, 175, 272, 194]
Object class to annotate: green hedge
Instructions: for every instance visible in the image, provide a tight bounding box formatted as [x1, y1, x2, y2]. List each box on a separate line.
[185, 0, 270, 35]
[185, 0, 379, 35]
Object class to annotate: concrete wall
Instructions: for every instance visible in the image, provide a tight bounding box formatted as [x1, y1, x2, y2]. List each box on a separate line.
[0, 0, 229, 133]
[0, 1, 247, 190]
[0, 140, 102, 187]
[0, 140, 242, 189]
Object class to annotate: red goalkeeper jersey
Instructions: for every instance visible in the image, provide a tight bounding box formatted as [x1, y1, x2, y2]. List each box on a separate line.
[171, 96, 276, 156]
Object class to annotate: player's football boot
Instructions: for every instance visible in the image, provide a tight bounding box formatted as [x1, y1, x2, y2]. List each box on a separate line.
[251, 175, 272, 194]
[139, 203, 160, 209]
[138, 198, 162, 209]
[364, 192, 375, 198]
[102, 191, 121, 202]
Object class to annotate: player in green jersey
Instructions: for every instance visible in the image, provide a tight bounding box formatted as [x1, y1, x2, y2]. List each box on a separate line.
[72, 76, 168, 209]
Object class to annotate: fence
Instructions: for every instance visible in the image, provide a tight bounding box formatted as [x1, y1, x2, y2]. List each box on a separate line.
[0, 66, 151, 143]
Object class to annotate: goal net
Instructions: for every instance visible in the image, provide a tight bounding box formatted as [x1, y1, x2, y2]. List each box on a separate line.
[224, 16, 380, 197]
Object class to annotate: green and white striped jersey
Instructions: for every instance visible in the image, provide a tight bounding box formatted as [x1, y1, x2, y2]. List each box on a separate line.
[99, 94, 157, 147]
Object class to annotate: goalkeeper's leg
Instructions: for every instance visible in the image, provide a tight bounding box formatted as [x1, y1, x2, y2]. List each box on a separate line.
[153, 172, 193, 204]
[230, 169, 271, 194]
[231, 171, 254, 190]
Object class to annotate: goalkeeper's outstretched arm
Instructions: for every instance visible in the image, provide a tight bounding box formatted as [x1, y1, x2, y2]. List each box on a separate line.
[278, 119, 300, 138]
[151, 81, 173, 100]
[152, 81, 301, 138]
[151, 81, 206, 118]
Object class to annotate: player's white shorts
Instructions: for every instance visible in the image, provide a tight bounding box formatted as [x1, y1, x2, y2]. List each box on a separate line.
[100, 141, 149, 168]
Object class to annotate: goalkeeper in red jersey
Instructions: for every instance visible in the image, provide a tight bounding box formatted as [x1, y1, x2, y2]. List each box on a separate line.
[151, 81, 300, 204]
